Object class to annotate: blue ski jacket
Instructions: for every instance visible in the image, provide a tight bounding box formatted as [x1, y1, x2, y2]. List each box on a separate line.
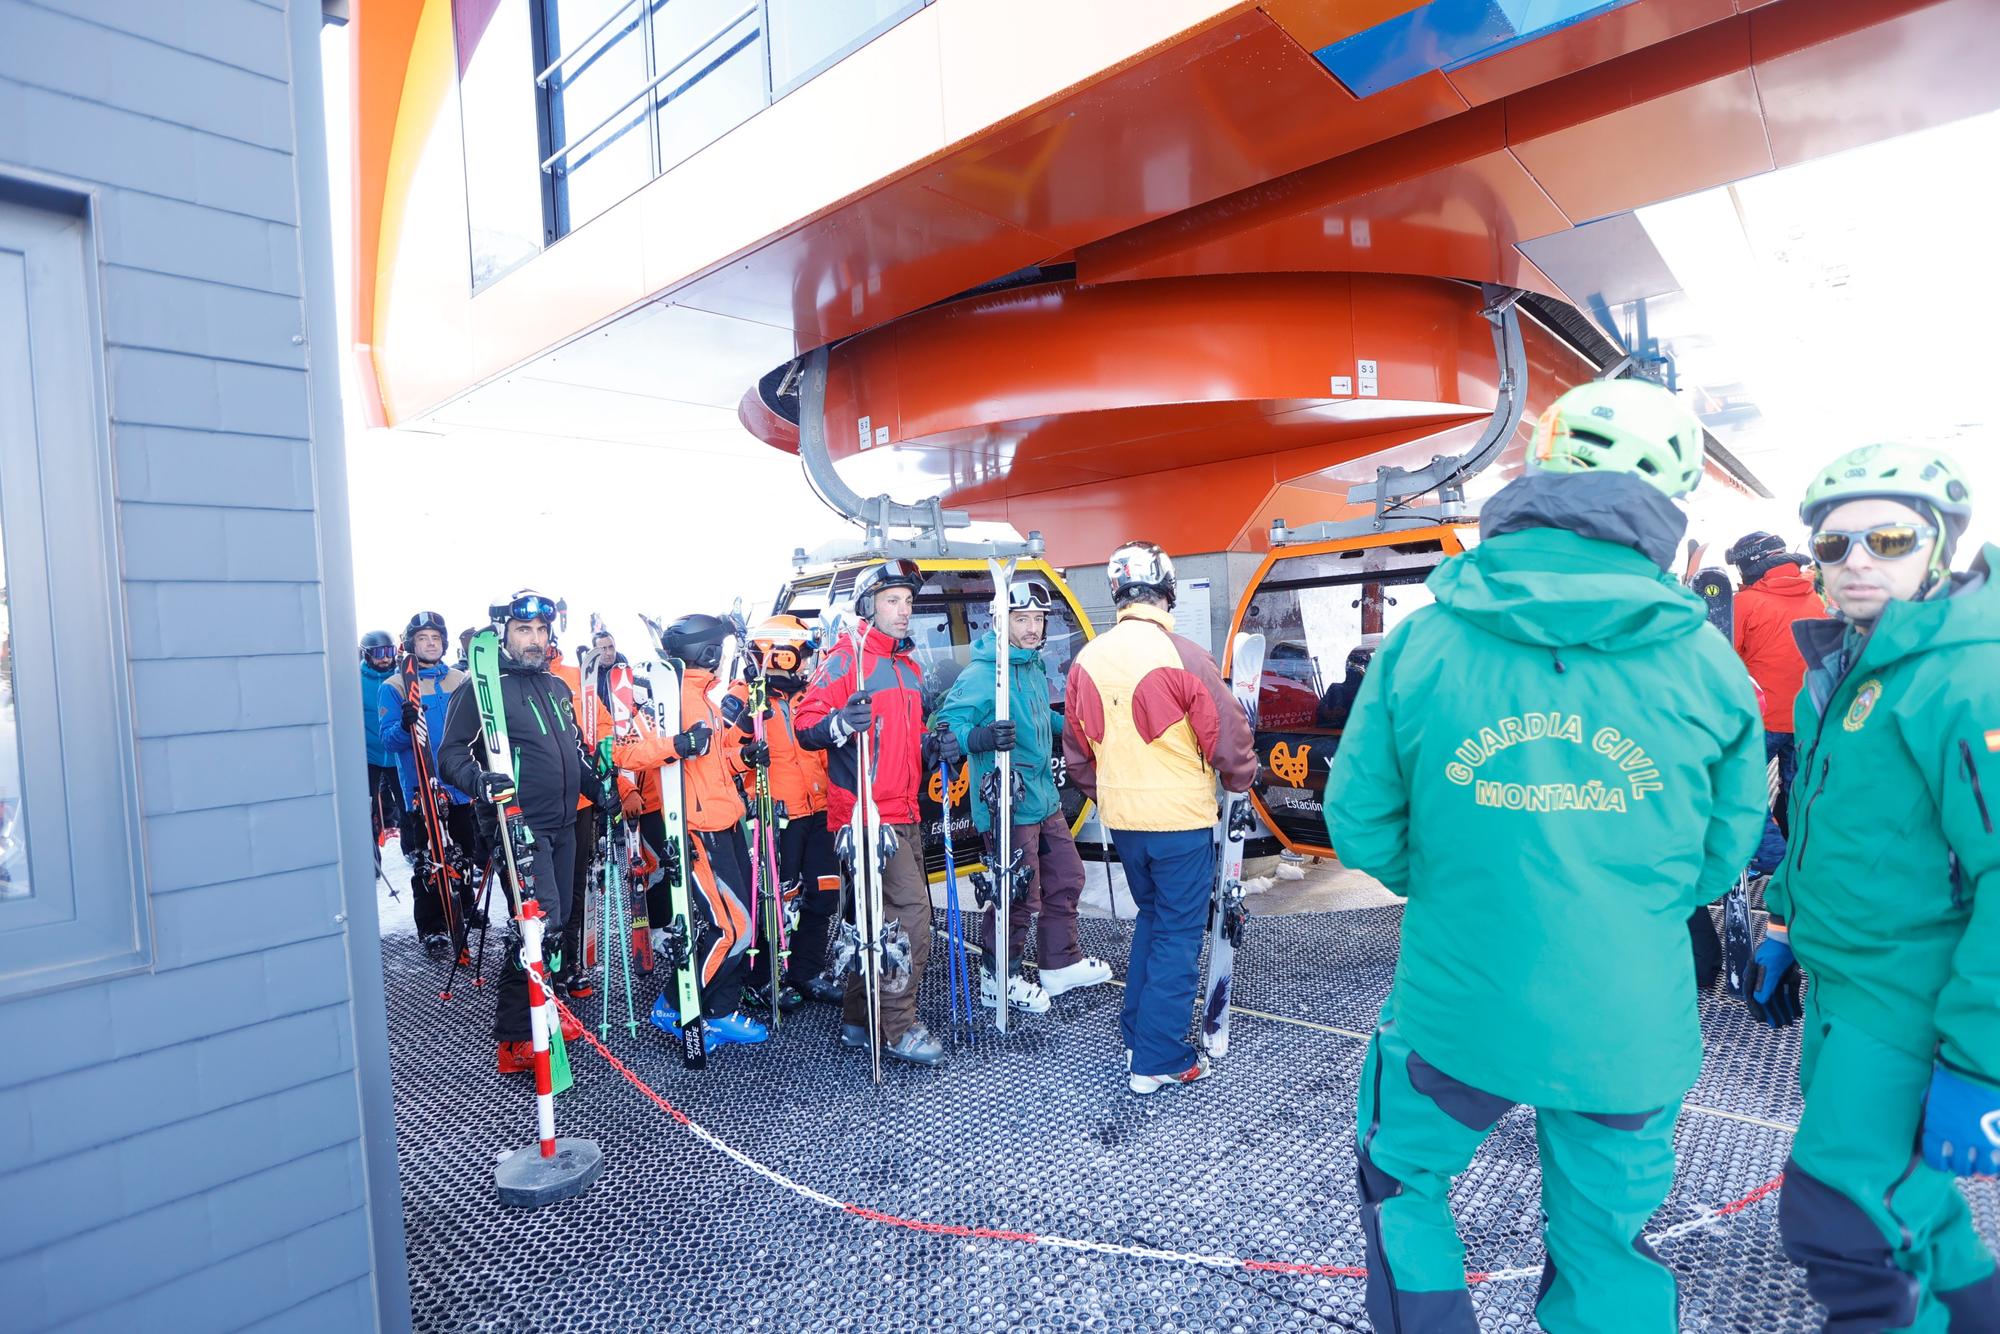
[378, 663, 472, 806]
[933, 630, 1064, 833]
[361, 661, 396, 766]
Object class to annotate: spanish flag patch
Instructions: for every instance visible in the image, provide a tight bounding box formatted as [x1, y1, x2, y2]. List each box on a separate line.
[1987, 728, 2000, 753]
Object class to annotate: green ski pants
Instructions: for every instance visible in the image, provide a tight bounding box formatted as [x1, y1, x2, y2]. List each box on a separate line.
[1355, 1021, 1681, 1333]
[1779, 994, 1999, 1333]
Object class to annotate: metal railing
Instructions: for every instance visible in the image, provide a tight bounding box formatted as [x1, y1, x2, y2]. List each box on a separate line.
[540, 2, 759, 174]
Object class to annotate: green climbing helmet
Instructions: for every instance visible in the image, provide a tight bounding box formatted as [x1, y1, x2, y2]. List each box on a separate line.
[1799, 443, 1972, 564]
[1527, 379, 1705, 499]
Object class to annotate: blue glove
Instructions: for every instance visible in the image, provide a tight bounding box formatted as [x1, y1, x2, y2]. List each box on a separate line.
[1745, 933, 1801, 1028]
[1921, 1063, 2000, 1177]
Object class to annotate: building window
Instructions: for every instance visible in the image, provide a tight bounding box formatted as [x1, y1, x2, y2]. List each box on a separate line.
[454, 0, 546, 289]
[0, 189, 148, 998]
[535, 1, 929, 242]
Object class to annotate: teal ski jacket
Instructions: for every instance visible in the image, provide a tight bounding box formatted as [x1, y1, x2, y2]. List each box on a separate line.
[1769, 545, 2000, 1086]
[933, 630, 1063, 833]
[1326, 496, 1766, 1111]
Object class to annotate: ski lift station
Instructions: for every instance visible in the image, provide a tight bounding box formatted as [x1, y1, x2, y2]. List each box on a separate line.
[4, 1, 2000, 1329]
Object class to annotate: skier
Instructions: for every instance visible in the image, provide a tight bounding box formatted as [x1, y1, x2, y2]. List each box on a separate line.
[728, 615, 842, 1004]
[796, 560, 949, 1067]
[377, 611, 481, 960]
[640, 613, 769, 1050]
[360, 630, 402, 846]
[1726, 530, 1828, 858]
[1064, 541, 1256, 1094]
[935, 575, 1112, 1013]
[1324, 379, 1766, 1332]
[1752, 443, 2000, 1329]
[438, 590, 607, 1072]
[1314, 639, 1378, 730]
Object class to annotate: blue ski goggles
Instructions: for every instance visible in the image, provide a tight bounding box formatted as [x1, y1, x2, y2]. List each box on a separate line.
[499, 593, 560, 625]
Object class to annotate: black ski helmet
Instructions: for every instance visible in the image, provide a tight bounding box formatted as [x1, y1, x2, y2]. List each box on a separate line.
[1107, 540, 1176, 609]
[1724, 532, 1786, 569]
[402, 610, 447, 652]
[360, 630, 395, 663]
[853, 558, 924, 618]
[661, 613, 730, 670]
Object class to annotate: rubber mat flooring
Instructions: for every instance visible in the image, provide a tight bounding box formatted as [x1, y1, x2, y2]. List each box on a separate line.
[383, 896, 1998, 1332]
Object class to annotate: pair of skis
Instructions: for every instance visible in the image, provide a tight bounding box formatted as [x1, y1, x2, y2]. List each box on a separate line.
[743, 663, 790, 1028]
[400, 654, 476, 998]
[1200, 631, 1264, 1059]
[968, 558, 1033, 1031]
[830, 619, 910, 1083]
[1693, 567, 1756, 999]
[645, 641, 710, 1071]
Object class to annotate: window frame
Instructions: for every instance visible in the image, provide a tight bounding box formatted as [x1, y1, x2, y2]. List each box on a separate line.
[0, 183, 150, 1000]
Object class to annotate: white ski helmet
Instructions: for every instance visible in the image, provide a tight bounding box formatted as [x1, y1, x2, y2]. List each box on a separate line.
[1107, 541, 1176, 609]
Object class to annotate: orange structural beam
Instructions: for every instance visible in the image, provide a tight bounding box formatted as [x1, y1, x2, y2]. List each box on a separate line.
[349, 0, 424, 429]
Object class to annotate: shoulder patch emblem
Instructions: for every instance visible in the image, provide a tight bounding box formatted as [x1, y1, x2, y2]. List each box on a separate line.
[1985, 728, 2000, 753]
[1843, 678, 1883, 732]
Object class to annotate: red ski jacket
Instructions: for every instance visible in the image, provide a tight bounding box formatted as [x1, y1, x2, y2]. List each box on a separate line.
[1733, 563, 1827, 735]
[794, 624, 926, 830]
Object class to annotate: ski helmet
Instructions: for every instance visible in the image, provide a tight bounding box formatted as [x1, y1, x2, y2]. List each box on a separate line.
[1800, 443, 1973, 569]
[750, 614, 814, 676]
[661, 613, 731, 670]
[1724, 532, 1786, 569]
[1107, 541, 1176, 609]
[1007, 577, 1053, 613]
[1527, 379, 1705, 499]
[489, 588, 560, 629]
[853, 558, 924, 618]
[402, 610, 447, 652]
[360, 630, 395, 664]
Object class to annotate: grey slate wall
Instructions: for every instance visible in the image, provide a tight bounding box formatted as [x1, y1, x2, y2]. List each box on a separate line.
[0, 1, 408, 1329]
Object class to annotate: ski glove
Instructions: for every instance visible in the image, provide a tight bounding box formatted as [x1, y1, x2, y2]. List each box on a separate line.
[738, 739, 770, 769]
[476, 771, 516, 805]
[966, 721, 1014, 754]
[400, 698, 422, 733]
[829, 691, 873, 743]
[1745, 932, 1802, 1029]
[592, 770, 620, 817]
[923, 729, 963, 772]
[673, 722, 712, 759]
[1921, 1063, 2000, 1177]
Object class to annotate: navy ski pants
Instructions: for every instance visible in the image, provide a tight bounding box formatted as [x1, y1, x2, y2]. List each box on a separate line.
[1109, 826, 1213, 1077]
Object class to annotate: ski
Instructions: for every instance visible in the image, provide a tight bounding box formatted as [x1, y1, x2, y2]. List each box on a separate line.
[935, 721, 975, 1050]
[988, 556, 1017, 1031]
[594, 735, 640, 1039]
[1201, 631, 1264, 1058]
[850, 624, 888, 1081]
[747, 662, 787, 1028]
[653, 655, 708, 1070]
[400, 653, 464, 987]
[467, 628, 572, 1094]
[1693, 566, 1754, 998]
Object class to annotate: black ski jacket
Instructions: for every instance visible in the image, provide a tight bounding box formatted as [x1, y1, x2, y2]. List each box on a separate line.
[439, 661, 584, 835]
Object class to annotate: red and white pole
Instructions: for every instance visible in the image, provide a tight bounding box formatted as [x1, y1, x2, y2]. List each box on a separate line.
[519, 900, 558, 1158]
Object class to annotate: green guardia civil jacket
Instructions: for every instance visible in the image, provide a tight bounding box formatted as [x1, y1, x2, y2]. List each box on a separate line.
[1768, 544, 2000, 1086]
[1326, 522, 1766, 1111]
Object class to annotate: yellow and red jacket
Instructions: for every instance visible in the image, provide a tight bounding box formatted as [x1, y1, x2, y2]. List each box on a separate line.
[1063, 602, 1256, 832]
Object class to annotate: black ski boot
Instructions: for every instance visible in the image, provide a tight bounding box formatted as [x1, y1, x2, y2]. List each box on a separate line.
[420, 933, 452, 962]
[794, 972, 844, 1005]
[743, 979, 805, 1014]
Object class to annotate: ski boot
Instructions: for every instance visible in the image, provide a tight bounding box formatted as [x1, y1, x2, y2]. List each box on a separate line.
[420, 932, 452, 962]
[794, 971, 844, 1005]
[980, 967, 1050, 1014]
[496, 1041, 535, 1074]
[1129, 1053, 1211, 1095]
[705, 1011, 771, 1047]
[648, 994, 721, 1054]
[742, 979, 804, 1014]
[1038, 957, 1114, 996]
[883, 1023, 945, 1067]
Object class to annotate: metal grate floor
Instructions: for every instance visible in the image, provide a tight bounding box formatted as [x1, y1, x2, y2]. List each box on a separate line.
[381, 881, 1997, 1333]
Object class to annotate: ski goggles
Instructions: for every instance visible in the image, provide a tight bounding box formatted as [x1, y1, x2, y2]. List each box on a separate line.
[1007, 579, 1053, 613]
[1809, 522, 1937, 565]
[363, 645, 396, 664]
[499, 593, 560, 624]
[407, 611, 446, 637]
